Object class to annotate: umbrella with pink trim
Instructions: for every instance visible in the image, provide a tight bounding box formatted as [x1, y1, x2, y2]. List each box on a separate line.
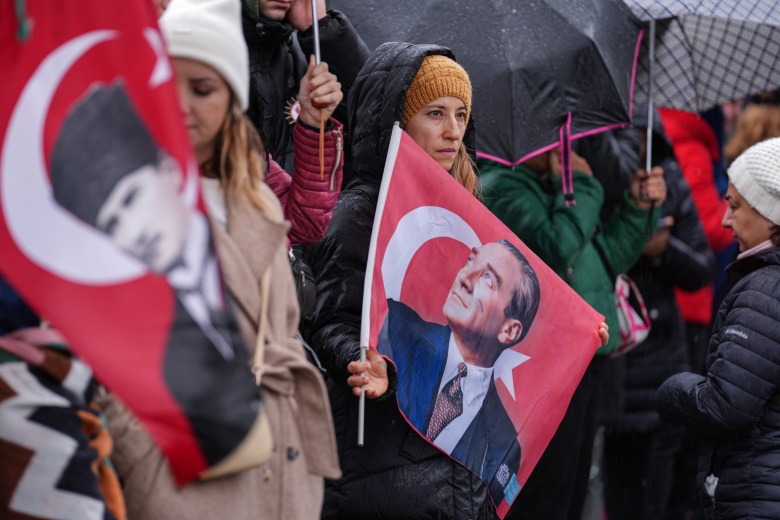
[332, 0, 643, 202]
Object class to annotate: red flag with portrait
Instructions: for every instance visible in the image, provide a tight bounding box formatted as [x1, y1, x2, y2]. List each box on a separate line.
[0, 0, 266, 492]
[363, 126, 604, 517]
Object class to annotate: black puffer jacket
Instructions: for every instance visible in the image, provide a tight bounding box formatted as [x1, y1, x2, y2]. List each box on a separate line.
[658, 247, 780, 520]
[241, 5, 369, 174]
[616, 153, 716, 433]
[302, 42, 491, 519]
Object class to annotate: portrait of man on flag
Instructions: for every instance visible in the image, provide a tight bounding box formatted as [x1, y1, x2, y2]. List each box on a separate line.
[364, 127, 604, 514]
[0, 4, 270, 488]
[379, 239, 540, 503]
[50, 81, 235, 363]
[46, 81, 259, 467]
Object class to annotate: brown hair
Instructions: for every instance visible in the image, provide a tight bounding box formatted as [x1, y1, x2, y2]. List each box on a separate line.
[724, 104, 780, 164]
[201, 99, 273, 215]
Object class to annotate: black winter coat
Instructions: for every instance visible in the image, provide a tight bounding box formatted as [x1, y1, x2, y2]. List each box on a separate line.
[658, 247, 780, 520]
[302, 42, 491, 519]
[616, 156, 716, 433]
[241, 6, 369, 174]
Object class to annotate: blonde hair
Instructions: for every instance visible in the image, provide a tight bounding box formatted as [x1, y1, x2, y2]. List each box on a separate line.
[724, 104, 780, 164]
[450, 144, 481, 198]
[202, 100, 273, 215]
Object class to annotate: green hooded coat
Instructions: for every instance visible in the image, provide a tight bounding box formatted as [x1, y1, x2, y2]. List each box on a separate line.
[480, 161, 658, 355]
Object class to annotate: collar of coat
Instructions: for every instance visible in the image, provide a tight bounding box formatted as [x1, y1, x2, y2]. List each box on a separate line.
[209, 189, 290, 324]
[241, 3, 294, 47]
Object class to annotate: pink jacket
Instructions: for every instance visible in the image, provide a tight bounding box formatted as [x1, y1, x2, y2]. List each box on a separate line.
[265, 120, 344, 245]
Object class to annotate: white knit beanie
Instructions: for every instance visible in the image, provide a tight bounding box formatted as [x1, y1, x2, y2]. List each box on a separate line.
[728, 136, 780, 225]
[159, 0, 249, 110]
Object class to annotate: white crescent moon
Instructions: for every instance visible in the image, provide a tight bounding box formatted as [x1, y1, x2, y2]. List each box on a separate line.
[1, 30, 150, 284]
[380, 205, 528, 401]
[381, 206, 481, 300]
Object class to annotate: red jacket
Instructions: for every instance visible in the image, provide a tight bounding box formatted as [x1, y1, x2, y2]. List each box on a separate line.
[659, 108, 734, 325]
[265, 120, 344, 245]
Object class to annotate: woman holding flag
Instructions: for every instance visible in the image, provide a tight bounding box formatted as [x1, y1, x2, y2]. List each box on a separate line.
[100, 0, 343, 518]
[302, 42, 494, 519]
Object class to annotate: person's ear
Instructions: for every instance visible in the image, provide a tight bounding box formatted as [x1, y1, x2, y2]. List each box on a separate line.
[498, 319, 522, 345]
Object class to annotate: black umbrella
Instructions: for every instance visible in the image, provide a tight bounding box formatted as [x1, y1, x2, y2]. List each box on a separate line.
[333, 0, 642, 199]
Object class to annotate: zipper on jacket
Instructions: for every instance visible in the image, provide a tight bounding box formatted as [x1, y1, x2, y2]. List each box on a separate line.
[330, 127, 343, 191]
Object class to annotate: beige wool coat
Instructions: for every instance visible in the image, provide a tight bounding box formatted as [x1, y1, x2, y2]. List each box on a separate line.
[101, 183, 340, 520]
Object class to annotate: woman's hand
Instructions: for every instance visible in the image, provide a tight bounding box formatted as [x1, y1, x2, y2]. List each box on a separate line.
[549, 148, 593, 177]
[630, 166, 666, 209]
[347, 347, 389, 399]
[297, 56, 342, 128]
[642, 216, 674, 258]
[598, 322, 609, 347]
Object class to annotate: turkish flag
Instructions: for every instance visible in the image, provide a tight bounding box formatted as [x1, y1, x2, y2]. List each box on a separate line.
[363, 126, 604, 517]
[0, 1, 263, 484]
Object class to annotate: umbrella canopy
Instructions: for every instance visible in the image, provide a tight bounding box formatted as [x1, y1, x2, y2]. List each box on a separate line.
[626, 0, 780, 112]
[331, 0, 643, 167]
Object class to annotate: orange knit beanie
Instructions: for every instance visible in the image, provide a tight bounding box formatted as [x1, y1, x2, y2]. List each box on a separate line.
[402, 55, 472, 126]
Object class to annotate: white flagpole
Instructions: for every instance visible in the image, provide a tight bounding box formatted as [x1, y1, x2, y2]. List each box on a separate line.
[310, 0, 321, 64]
[358, 123, 403, 446]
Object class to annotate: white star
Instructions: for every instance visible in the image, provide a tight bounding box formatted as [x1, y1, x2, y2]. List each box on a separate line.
[144, 28, 171, 88]
[493, 349, 531, 401]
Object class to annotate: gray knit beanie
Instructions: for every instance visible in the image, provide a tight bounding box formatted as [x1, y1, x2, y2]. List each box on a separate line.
[728, 136, 780, 225]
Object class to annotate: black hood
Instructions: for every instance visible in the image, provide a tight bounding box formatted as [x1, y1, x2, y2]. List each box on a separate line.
[346, 42, 477, 191]
[241, 2, 294, 47]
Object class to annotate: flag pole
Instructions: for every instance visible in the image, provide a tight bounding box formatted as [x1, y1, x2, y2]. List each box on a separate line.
[358, 123, 403, 446]
[310, 0, 327, 179]
[310, 0, 321, 64]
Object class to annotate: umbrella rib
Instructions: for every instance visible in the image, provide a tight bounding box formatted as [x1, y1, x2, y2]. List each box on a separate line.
[678, 15, 703, 111]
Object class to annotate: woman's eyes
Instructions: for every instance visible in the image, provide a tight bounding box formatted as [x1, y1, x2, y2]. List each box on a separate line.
[425, 110, 466, 121]
[194, 88, 213, 97]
